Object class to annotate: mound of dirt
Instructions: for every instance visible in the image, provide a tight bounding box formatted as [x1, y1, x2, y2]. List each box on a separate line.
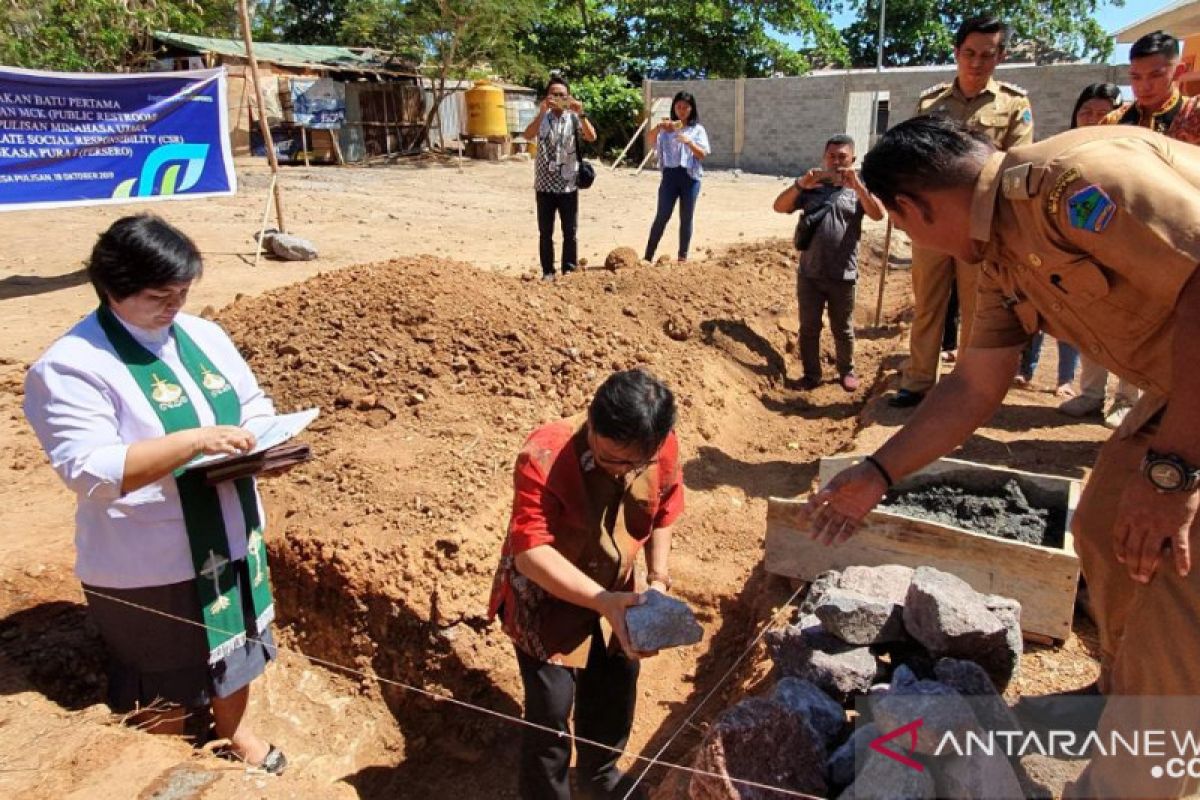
[208, 236, 903, 791]
[604, 246, 641, 271]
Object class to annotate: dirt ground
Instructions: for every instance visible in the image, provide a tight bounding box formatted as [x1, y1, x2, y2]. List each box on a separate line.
[0, 158, 1108, 799]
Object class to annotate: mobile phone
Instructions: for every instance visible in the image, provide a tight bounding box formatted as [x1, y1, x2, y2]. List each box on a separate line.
[817, 169, 842, 185]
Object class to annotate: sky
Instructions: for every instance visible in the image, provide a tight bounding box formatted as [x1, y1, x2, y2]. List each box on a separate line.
[785, 0, 1179, 64]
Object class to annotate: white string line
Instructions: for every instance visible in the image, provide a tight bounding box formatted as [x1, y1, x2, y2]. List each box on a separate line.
[56, 586, 822, 799]
[621, 583, 806, 799]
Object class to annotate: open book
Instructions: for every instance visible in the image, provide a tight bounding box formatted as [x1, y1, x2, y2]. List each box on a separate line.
[186, 408, 319, 484]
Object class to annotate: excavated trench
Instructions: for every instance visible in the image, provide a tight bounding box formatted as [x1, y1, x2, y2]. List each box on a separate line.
[214, 236, 912, 796]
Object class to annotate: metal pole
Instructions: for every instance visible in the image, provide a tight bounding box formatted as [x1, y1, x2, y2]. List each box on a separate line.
[238, 0, 286, 232]
[876, 0, 886, 72]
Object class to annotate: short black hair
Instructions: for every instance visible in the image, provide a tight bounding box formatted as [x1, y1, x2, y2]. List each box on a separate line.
[861, 115, 994, 212]
[1070, 82, 1122, 129]
[546, 74, 570, 95]
[670, 91, 700, 124]
[955, 14, 1009, 50]
[1131, 30, 1180, 61]
[88, 215, 203, 304]
[588, 369, 677, 455]
[825, 133, 855, 151]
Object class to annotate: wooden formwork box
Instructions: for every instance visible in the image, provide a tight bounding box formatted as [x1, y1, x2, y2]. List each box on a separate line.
[765, 455, 1082, 644]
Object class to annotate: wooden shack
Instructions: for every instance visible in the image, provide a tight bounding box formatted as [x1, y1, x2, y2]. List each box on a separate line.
[153, 31, 425, 163]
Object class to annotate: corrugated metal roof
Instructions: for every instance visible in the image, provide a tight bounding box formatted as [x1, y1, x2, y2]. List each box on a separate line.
[154, 31, 419, 76]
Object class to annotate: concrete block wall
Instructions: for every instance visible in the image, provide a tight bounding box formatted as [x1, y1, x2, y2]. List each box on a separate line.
[647, 62, 1123, 177]
[646, 79, 738, 165]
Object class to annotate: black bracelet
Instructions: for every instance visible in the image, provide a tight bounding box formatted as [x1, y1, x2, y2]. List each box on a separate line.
[863, 455, 894, 488]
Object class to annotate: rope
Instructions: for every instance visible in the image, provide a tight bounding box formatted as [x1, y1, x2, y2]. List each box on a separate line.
[621, 583, 806, 799]
[27, 585, 824, 799]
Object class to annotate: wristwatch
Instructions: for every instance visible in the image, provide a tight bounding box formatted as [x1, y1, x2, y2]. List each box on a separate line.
[1142, 450, 1200, 493]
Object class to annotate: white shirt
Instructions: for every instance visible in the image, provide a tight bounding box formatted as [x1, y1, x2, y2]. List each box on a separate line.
[655, 123, 711, 180]
[24, 310, 275, 588]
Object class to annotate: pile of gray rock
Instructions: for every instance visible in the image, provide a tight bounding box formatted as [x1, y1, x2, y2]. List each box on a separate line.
[667, 565, 1045, 800]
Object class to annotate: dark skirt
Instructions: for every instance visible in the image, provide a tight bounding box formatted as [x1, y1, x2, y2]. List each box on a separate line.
[83, 559, 276, 712]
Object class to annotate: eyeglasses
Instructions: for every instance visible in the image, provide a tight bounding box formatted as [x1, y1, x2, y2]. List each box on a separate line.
[588, 430, 654, 473]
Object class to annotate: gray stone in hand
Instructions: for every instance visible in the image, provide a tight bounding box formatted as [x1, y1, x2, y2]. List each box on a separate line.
[625, 589, 703, 652]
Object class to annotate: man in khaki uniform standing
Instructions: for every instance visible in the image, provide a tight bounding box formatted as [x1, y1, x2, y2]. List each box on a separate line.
[889, 14, 1034, 408]
[803, 116, 1200, 798]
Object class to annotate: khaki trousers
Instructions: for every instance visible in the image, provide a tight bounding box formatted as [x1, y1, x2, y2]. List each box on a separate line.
[1067, 415, 1200, 798]
[900, 247, 979, 393]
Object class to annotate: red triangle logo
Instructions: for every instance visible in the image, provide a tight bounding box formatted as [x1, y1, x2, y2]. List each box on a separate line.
[869, 718, 926, 772]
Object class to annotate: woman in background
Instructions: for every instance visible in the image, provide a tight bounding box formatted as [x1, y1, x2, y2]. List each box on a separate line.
[644, 91, 711, 263]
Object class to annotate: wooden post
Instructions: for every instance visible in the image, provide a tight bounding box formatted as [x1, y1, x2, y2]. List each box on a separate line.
[253, 173, 277, 269]
[237, 0, 286, 232]
[634, 145, 656, 176]
[610, 117, 648, 172]
[874, 219, 893, 328]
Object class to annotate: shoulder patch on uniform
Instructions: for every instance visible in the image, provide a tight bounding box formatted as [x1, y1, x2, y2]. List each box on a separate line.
[1045, 167, 1081, 215]
[1002, 163, 1033, 200]
[1019, 106, 1033, 125]
[1067, 184, 1116, 233]
[919, 82, 950, 98]
[997, 81, 1029, 97]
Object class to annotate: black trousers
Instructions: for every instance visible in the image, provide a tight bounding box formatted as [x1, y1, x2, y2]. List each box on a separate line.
[536, 190, 579, 276]
[516, 625, 642, 799]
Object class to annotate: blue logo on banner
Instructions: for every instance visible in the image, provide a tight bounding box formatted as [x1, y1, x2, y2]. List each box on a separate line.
[113, 143, 211, 198]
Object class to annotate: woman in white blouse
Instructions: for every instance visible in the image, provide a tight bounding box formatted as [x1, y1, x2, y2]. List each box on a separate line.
[643, 91, 711, 263]
[24, 215, 286, 773]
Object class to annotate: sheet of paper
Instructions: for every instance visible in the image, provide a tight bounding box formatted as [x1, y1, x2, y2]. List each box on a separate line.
[186, 408, 320, 469]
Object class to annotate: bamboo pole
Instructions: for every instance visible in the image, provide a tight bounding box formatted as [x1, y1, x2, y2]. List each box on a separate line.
[610, 118, 648, 172]
[253, 173, 277, 269]
[634, 145, 656, 176]
[237, 0, 286, 232]
[874, 219, 893, 328]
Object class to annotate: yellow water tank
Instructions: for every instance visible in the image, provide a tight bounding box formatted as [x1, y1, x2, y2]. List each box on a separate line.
[465, 80, 508, 137]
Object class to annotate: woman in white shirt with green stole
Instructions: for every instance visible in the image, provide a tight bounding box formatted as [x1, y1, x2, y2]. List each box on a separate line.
[25, 215, 286, 774]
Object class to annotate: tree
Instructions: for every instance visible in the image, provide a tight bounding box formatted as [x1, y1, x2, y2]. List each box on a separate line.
[817, 0, 1123, 68]
[0, 0, 238, 72]
[519, 0, 848, 84]
[252, 0, 354, 44]
[338, 0, 541, 147]
[569, 74, 642, 158]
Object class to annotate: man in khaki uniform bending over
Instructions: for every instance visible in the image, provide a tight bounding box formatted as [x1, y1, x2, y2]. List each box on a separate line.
[802, 115, 1200, 798]
[889, 14, 1034, 408]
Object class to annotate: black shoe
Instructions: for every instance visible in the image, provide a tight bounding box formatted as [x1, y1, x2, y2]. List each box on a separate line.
[798, 375, 822, 391]
[888, 389, 925, 408]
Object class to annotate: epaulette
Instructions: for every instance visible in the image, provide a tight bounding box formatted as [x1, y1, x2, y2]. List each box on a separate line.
[996, 81, 1028, 97]
[919, 82, 951, 99]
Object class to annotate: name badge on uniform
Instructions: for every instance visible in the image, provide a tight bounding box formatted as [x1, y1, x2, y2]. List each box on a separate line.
[1067, 184, 1116, 233]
